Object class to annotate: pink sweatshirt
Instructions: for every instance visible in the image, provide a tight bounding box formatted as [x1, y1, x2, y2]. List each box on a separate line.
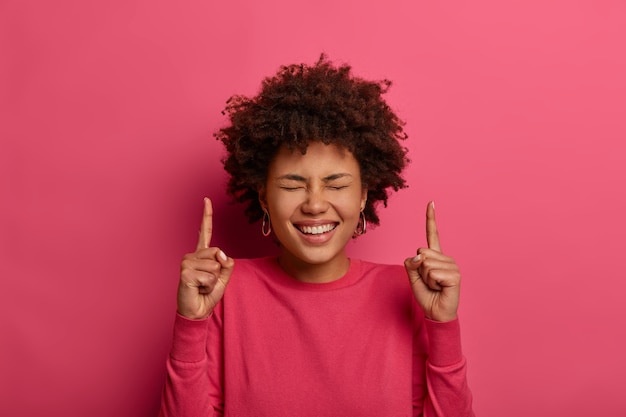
[159, 257, 474, 416]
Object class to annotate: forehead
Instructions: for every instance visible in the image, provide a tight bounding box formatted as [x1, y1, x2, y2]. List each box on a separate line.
[269, 142, 360, 175]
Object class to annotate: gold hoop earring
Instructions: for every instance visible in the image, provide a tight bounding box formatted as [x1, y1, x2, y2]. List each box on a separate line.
[261, 210, 272, 237]
[353, 210, 367, 237]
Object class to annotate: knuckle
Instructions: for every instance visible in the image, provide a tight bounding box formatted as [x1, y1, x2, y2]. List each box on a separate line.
[180, 259, 194, 271]
[206, 261, 221, 273]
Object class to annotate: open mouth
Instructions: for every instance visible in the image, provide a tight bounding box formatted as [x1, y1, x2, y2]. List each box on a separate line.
[296, 223, 338, 235]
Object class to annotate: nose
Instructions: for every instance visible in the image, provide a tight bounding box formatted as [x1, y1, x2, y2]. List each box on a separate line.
[301, 188, 329, 215]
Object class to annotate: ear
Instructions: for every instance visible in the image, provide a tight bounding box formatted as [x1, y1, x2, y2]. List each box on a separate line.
[258, 185, 267, 211]
[360, 188, 368, 211]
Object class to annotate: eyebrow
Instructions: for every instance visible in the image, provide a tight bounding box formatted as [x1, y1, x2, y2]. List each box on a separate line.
[276, 173, 353, 182]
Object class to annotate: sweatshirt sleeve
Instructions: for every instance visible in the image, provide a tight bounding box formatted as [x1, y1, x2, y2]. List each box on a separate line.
[413, 317, 475, 417]
[158, 312, 224, 417]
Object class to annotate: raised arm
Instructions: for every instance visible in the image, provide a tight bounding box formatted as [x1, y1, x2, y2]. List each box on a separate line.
[159, 198, 234, 417]
[405, 202, 474, 416]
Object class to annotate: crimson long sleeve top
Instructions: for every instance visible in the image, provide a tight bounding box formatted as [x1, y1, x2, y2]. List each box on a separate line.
[160, 257, 474, 417]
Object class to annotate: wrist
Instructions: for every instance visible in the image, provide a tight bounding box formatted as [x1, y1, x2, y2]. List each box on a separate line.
[427, 312, 458, 323]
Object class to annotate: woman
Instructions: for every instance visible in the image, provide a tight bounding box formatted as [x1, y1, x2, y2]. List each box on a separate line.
[160, 55, 474, 416]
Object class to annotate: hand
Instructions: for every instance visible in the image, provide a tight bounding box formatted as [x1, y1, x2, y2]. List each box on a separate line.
[404, 201, 461, 322]
[177, 197, 234, 320]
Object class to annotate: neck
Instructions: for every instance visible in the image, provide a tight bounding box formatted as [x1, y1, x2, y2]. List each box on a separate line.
[277, 252, 350, 284]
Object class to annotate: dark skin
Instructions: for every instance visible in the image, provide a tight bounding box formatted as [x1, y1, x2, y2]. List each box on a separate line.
[405, 201, 460, 322]
[177, 198, 234, 319]
[178, 198, 460, 323]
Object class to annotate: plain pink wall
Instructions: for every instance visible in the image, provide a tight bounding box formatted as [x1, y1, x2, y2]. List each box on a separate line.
[2, 1, 625, 416]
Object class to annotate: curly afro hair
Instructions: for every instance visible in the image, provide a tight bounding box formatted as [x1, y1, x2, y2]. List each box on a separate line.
[215, 54, 410, 227]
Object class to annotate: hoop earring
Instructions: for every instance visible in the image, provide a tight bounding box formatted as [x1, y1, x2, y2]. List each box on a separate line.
[353, 210, 367, 237]
[261, 210, 272, 237]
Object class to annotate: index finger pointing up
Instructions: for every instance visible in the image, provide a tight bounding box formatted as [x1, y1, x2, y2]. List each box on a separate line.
[197, 197, 213, 251]
[426, 201, 442, 252]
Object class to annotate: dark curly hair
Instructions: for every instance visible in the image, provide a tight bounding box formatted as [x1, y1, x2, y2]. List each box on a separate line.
[215, 54, 410, 227]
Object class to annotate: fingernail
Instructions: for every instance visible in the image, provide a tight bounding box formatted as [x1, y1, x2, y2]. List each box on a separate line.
[431, 201, 435, 210]
[219, 250, 227, 261]
[412, 254, 422, 263]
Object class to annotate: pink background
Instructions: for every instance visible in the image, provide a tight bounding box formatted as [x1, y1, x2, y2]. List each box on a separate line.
[1, 1, 625, 416]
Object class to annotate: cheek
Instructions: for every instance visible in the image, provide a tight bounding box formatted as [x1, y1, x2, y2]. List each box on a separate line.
[335, 193, 365, 215]
[268, 193, 300, 218]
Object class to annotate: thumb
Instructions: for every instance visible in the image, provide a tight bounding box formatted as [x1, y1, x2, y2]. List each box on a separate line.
[216, 249, 235, 286]
[404, 255, 426, 289]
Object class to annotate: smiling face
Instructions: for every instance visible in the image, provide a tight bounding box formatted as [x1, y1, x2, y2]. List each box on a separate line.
[261, 141, 367, 283]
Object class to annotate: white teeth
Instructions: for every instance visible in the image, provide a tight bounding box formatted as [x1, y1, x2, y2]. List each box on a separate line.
[299, 224, 336, 235]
